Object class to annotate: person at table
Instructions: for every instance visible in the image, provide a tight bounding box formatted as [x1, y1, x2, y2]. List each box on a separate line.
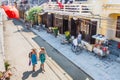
[94, 40, 102, 49]
[77, 31, 82, 44]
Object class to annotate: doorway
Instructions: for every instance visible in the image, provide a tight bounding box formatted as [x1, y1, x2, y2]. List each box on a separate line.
[48, 13, 54, 27]
[63, 19, 68, 34]
[89, 21, 97, 44]
[71, 18, 77, 37]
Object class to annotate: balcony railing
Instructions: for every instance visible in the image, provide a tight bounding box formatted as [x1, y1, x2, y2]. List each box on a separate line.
[42, 3, 92, 15]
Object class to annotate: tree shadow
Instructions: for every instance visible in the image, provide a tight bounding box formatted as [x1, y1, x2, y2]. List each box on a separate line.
[12, 19, 32, 32]
[22, 71, 33, 80]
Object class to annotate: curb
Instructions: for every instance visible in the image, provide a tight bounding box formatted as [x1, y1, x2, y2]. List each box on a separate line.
[0, 22, 5, 72]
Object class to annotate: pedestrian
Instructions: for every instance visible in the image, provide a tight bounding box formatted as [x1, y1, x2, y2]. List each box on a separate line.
[77, 31, 82, 44]
[39, 47, 47, 72]
[29, 48, 37, 71]
[72, 36, 78, 52]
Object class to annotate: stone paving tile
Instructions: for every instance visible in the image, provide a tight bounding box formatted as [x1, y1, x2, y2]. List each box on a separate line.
[32, 28, 120, 80]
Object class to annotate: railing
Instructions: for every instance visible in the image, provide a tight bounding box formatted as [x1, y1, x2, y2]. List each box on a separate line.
[42, 3, 92, 14]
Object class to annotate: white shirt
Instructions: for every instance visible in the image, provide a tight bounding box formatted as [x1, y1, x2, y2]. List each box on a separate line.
[78, 33, 82, 41]
[73, 38, 78, 46]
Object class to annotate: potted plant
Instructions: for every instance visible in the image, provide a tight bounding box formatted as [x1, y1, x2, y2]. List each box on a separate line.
[53, 27, 58, 37]
[65, 31, 70, 41]
[4, 61, 10, 71]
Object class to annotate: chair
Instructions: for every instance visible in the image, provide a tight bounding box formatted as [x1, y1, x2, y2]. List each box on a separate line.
[118, 42, 120, 49]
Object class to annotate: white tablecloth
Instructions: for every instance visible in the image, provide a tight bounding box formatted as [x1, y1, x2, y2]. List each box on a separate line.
[92, 35, 106, 41]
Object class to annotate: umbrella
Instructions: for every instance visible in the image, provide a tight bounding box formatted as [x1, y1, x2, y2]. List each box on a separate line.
[2, 5, 19, 19]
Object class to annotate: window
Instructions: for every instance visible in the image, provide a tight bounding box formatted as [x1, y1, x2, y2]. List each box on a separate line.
[116, 16, 120, 38]
[80, 19, 90, 41]
[79, 19, 97, 44]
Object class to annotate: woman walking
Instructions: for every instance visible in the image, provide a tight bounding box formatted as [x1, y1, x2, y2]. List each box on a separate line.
[39, 47, 47, 72]
[29, 49, 37, 71]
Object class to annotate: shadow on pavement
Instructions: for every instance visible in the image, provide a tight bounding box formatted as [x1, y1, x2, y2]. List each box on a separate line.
[31, 68, 42, 77]
[12, 19, 24, 26]
[12, 19, 31, 32]
[22, 71, 33, 80]
[22, 69, 42, 80]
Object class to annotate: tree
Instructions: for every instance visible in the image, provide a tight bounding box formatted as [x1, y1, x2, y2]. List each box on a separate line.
[26, 6, 43, 22]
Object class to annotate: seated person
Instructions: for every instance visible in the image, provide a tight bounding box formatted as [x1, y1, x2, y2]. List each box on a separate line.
[77, 31, 82, 44]
[93, 41, 109, 56]
[47, 27, 53, 33]
[93, 47, 104, 56]
[102, 39, 110, 46]
[93, 41, 104, 56]
[94, 41, 102, 49]
[102, 47, 109, 55]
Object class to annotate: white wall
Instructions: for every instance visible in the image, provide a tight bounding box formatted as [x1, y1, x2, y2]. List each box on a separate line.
[90, 0, 103, 15]
[108, 0, 120, 4]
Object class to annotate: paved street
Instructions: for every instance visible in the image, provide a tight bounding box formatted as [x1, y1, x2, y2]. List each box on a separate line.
[31, 23, 120, 80]
[3, 17, 95, 80]
[1, 0, 120, 80]
[3, 18, 120, 80]
[4, 19, 73, 80]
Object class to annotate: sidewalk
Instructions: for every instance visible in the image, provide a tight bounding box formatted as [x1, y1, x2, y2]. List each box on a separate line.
[4, 19, 73, 80]
[32, 28, 120, 80]
[0, 8, 5, 72]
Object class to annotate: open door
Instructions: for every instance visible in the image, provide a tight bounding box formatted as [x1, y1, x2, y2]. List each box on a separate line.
[89, 21, 97, 44]
[47, 13, 54, 27]
[71, 18, 77, 37]
[63, 19, 68, 33]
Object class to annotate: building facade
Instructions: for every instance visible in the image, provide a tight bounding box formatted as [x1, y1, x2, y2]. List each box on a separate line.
[89, 0, 120, 42]
[39, 0, 120, 45]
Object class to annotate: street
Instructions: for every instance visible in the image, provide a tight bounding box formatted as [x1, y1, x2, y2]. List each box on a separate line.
[1, 0, 120, 80]
[4, 19, 93, 80]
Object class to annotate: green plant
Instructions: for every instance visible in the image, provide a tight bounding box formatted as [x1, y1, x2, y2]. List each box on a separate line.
[53, 27, 58, 37]
[65, 31, 70, 41]
[26, 6, 43, 22]
[4, 61, 10, 71]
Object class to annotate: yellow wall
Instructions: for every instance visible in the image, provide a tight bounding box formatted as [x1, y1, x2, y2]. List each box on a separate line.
[108, 14, 120, 41]
[38, 15, 42, 24]
[99, 13, 120, 41]
[89, 0, 120, 41]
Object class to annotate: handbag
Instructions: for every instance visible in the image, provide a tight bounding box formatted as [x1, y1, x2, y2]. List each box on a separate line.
[29, 59, 31, 66]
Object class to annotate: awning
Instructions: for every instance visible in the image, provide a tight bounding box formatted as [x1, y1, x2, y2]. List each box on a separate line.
[92, 34, 107, 41]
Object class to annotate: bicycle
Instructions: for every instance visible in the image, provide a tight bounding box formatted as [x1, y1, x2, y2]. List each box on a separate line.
[79, 42, 88, 52]
[71, 44, 82, 55]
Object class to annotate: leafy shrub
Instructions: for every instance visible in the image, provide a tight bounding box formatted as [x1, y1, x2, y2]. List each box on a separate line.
[4, 61, 10, 71]
[26, 6, 43, 22]
[65, 31, 70, 41]
[52, 27, 59, 37]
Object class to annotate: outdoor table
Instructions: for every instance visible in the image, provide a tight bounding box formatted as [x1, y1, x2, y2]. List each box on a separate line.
[92, 34, 106, 41]
[92, 34, 110, 57]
